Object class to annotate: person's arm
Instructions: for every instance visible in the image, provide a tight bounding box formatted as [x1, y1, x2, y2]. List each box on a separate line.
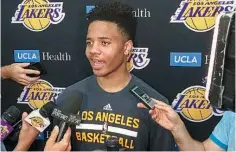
[203, 138, 225, 151]
[146, 97, 176, 151]
[204, 111, 235, 151]
[138, 99, 206, 151]
[1, 65, 9, 79]
[1, 63, 40, 85]
[170, 117, 205, 151]
[13, 112, 40, 151]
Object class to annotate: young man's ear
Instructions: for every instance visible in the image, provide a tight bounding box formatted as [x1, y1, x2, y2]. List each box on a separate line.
[124, 40, 133, 56]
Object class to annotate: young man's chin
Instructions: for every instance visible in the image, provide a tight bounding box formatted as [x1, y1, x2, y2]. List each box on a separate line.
[93, 70, 106, 77]
[93, 69, 114, 78]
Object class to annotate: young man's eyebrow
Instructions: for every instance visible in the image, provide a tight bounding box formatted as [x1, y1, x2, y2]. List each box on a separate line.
[97, 37, 111, 40]
[86, 37, 112, 40]
[86, 37, 92, 41]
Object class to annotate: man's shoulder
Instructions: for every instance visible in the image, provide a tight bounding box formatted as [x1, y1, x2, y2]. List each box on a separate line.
[65, 75, 95, 92]
[131, 75, 169, 104]
[220, 111, 235, 127]
[223, 111, 235, 119]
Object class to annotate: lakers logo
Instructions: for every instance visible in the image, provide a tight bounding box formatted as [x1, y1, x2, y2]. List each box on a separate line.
[127, 53, 134, 71]
[0, 125, 9, 137]
[17, 79, 65, 109]
[172, 86, 223, 122]
[127, 47, 150, 72]
[30, 116, 44, 128]
[170, 0, 235, 32]
[11, 0, 65, 32]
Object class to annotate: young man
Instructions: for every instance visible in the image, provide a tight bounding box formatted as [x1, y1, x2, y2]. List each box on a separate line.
[56, 1, 175, 151]
[138, 99, 235, 151]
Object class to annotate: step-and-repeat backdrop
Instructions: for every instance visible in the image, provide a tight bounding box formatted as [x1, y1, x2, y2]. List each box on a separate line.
[2, 0, 234, 150]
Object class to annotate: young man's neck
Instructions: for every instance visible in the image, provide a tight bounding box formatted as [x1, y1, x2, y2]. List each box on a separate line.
[96, 67, 131, 93]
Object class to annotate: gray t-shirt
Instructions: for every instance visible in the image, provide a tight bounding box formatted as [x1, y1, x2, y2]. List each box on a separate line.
[56, 74, 175, 151]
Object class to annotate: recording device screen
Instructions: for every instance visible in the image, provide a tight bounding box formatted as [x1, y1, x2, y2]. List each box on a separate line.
[25, 62, 47, 77]
[130, 86, 156, 109]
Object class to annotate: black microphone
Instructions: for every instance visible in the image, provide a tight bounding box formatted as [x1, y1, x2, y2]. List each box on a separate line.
[106, 136, 119, 151]
[0, 106, 21, 141]
[53, 89, 83, 142]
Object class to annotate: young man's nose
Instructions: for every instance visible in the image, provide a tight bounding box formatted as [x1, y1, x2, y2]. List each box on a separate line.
[89, 43, 101, 55]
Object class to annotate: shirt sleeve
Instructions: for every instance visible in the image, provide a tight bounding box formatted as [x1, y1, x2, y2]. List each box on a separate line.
[209, 111, 234, 150]
[148, 115, 176, 150]
[145, 90, 176, 150]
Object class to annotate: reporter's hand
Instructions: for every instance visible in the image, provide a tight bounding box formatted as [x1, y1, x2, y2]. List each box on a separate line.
[1, 63, 40, 85]
[137, 98, 183, 133]
[14, 112, 40, 151]
[44, 126, 71, 151]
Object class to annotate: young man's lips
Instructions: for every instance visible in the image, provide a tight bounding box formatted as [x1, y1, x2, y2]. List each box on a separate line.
[91, 60, 104, 69]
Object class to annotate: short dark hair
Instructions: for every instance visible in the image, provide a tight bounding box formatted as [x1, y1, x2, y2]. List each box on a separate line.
[86, 1, 137, 42]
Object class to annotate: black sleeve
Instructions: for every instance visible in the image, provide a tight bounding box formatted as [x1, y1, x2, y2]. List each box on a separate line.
[148, 116, 176, 151]
[143, 86, 176, 150]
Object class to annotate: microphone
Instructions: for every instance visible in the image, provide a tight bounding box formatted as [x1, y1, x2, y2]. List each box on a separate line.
[106, 136, 119, 151]
[0, 106, 21, 141]
[24, 101, 57, 132]
[130, 85, 156, 110]
[53, 90, 83, 142]
[51, 107, 81, 142]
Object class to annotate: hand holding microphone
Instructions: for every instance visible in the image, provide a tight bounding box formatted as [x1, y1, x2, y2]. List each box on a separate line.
[13, 101, 72, 151]
[53, 90, 83, 142]
[13, 112, 40, 151]
[0, 106, 20, 141]
[0, 106, 40, 151]
[137, 99, 183, 133]
[132, 85, 183, 133]
[24, 101, 57, 132]
[44, 125, 71, 151]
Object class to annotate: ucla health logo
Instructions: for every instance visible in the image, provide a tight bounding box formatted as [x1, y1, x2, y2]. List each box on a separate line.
[127, 47, 150, 71]
[172, 86, 224, 122]
[17, 79, 65, 109]
[170, 52, 201, 67]
[12, 0, 65, 32]
[170, 0, 235, 32]
[14, 50, 40, 63]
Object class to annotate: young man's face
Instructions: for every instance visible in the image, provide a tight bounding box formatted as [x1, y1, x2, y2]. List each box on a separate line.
[86, 21, 130, 77]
